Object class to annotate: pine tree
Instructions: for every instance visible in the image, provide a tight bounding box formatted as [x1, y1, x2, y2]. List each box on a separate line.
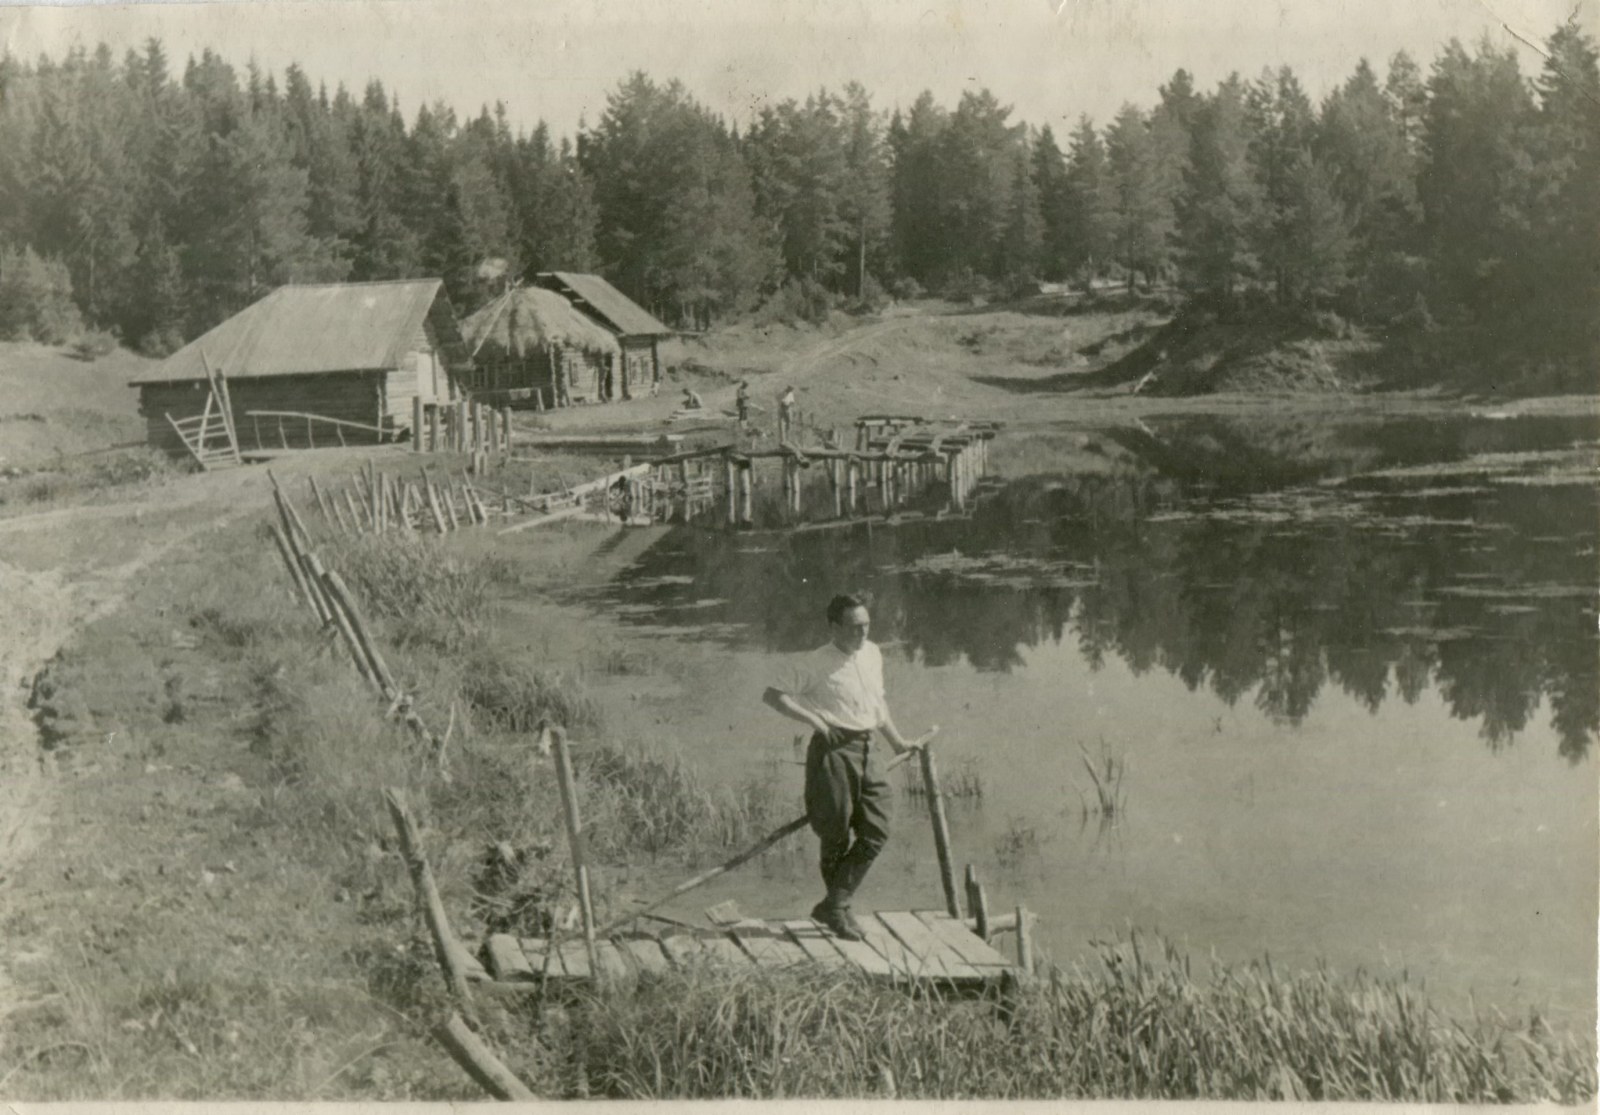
[1417, 37, 1536, 316]
[1030, 125, 1071, 280]
[1106, 104, 1176, 289]
[1000, 140, 1044, 284]
[887, 92, 948, 286]
[746, 91, 851, 285]
[1062, 115, 1116, 285]
[1527, 20, 1600, 364]
[837, 82, 891, 299]
[1175, 75, 1263, 301]
[1319, 57, 1419, 317]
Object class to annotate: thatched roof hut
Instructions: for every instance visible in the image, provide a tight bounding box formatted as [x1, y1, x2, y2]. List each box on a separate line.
[463, 287, 620, 362]
[461, 287, 621, 407]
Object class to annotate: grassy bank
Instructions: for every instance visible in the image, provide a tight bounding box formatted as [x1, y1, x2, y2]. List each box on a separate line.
[3, 473, 1593, 1102]
[530, 935, 1593, 1102]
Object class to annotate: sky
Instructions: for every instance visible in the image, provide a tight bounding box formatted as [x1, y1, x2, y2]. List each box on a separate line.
[0, 0, 1591, 137]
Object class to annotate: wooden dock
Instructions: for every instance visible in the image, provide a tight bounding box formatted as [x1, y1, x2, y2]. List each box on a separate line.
[478, 910, 1017, 992]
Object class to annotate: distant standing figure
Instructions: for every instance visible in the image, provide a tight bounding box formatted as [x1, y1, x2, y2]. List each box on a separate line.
[778, 385, 797, 442]
[736, 380, 751, 425]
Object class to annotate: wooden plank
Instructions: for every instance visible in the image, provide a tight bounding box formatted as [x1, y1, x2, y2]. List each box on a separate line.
[780, 919, 850, 970]
[697, 933, 758, 970]
[555, 938, 592, 979]
[618, 937, 671, 976]
[854, 913, 918, 981]
[485, 934, 536, 982]
[593, 940, 633, 983]
[814, 921, 897, 979]
[878, 910, 979, 982]
[913, 911, 1014, 977]
[728, 920, 809, 969]
[516, 937, 552, 975]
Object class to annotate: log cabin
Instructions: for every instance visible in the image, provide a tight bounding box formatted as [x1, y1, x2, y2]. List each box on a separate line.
[533, 272, 674, 400]
[130, 279, 466, 454]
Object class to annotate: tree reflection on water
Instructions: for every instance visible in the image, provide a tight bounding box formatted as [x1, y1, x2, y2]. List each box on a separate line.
[595, 416, 1598, 762]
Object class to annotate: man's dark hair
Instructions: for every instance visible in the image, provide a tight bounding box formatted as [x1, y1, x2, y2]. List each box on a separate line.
[826, 593, 870, 625]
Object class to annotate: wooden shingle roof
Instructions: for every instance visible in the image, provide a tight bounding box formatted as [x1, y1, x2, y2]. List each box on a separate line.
[536, 272, 673, 338]
[130, 280, 457, 385]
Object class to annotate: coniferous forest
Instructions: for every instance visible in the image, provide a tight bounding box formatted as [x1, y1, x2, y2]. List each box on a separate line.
[0, 22, 1594, 386]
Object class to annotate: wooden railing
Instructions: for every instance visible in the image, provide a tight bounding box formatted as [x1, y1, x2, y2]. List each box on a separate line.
[244, 409, 396, 451]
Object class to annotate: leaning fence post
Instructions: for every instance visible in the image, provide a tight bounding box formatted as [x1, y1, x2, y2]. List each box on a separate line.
[324, 571, 399, 698]
[385, 789, 475, 1009]
[919, 743, 961, 918]
[432, 1013, 536, 1101]
[551, 729, 600, 979]
[269, 521, 314, 612]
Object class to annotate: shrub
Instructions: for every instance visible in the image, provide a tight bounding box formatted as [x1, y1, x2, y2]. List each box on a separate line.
[0, 245, 83, 344]
[71, 327, 120, 361]
[939, 268, 994, 305]
[887, 275, 924, 301]
[752, 277, 836, 326]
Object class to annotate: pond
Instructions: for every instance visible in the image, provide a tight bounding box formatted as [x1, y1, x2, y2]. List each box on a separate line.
[576, 411, 1598, 1024]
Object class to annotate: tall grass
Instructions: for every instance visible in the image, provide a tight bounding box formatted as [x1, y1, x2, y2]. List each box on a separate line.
[524, 933, 1596, 1102]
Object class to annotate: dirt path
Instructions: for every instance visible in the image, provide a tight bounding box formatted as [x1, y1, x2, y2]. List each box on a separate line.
[0, 464, 276, 1026]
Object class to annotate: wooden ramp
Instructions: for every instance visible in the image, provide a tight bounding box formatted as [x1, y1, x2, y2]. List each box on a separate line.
[477, 910, 1016, 993]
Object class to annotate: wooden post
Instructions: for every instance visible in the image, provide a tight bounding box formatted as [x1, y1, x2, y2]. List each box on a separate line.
[847, 457, 859, 516]
[329, 493, 353, 536]
[724, 454, 736, 527]
[310, 555, 378, 690]
[738, 463, 753, 527]
[342, 487, 365, 534]
[427, 404, 440, 453]
[919, 744, 961, 919]
[831, 458, 843, 518]
[1015, 904, 1033, 976]
[551, 730, 600, 978]
[443, 483, 461, 530]
[325, 571, 399, 698]
[964, 864, 989, 940]
[306, 476, 333, 525]
[433, 1013, 536, 1101]
[269, 522, 315, 611]
[384, 789, 475, 1009]
[412, 396, 423, 453]
[500, 406, 511, 454]
[423, 470, 449, 533]
[678, 460, 691, 523]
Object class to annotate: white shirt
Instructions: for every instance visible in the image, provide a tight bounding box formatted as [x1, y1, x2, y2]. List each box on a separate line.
[782, 640, 888, 732]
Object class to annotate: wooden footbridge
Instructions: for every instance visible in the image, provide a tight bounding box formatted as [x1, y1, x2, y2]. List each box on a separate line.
[479, 908, 1019, 992]
[385, 728, 1036, 1007]
[603, 414, 1001, 530]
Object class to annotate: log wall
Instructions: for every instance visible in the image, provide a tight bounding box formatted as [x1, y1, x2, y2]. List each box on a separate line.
[139, 371, 390, 454]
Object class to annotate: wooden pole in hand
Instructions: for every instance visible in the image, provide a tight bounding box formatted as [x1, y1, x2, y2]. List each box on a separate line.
[920, 743, 961, 918]
[551, 730, 599, 978]
[595, 728, 939, 937]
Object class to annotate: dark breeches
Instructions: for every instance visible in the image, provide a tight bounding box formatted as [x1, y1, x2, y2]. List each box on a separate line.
[804, 731, 890, 894]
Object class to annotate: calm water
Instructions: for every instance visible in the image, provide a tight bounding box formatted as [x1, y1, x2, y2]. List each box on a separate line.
[577, 412, 1598, 1022]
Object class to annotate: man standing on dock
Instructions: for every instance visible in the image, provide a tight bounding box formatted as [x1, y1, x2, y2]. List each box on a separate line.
[762, 593, 922, 941]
